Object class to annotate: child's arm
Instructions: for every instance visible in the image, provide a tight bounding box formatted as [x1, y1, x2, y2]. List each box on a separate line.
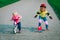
[18, 15, 22, 20]
[34, 12, 40, 18]
[10, 17, 13, 21]
[34, 15, 38, 18]
[47, 13, 53, 19]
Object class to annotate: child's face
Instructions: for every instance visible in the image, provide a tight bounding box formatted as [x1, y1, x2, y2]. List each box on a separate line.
[40, 7, 46, 12]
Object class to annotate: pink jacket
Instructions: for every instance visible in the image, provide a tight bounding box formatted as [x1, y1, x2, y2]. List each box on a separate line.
[12, 15, 22, 24]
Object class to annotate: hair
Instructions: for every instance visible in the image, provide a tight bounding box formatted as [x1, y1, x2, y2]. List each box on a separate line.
[12, 11, 18, 15]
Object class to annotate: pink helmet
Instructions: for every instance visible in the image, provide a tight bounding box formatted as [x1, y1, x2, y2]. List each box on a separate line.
[40, 4, 46, 8]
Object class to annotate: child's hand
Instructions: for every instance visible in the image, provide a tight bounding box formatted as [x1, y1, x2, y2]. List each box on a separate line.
[37, 12, 40, 14]
[34, 15, 37, 18]
[49, 16, 53, 19]
[34, 12, 39, 18]
[18, 16, 22, 20]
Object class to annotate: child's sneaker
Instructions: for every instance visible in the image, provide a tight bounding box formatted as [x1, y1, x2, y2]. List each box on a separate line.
[45, 29, 49, 31]
[17, 31, 21, 33]
[13, 30, 16, 34]
[38, 26, 42, 30]
[38, 26, 42, 33]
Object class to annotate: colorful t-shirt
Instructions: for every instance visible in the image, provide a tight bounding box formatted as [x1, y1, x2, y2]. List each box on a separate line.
[37, 10, 48, 17]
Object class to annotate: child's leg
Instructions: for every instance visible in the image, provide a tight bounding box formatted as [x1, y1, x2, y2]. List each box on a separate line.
[38, 16, 42, 26]
[14, 26, 17, 33]
[43, 17, 48, 30]
[38, 19, 42, 26]
[17, 22, 21, 32]
[38, 16, 42, 30]
[13, 22, 17, 33]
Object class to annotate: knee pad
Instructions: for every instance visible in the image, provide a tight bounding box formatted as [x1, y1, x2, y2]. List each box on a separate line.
[39, 19, 42, 23]
[45, 21, 48, 25]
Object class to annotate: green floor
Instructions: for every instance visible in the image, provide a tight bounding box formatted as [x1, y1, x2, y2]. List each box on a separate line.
[47, 0, 60, 20]
[0, 0, 20, 8]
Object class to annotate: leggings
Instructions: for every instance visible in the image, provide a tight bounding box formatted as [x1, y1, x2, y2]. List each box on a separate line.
[38, 16, 48, 29]
[14, 22, 21, 32]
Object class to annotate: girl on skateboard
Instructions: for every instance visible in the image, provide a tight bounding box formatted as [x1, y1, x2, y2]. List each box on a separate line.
[34, 4, 53, 32]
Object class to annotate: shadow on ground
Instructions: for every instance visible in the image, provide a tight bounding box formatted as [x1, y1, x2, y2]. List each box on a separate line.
[0, 25, 45, 34]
